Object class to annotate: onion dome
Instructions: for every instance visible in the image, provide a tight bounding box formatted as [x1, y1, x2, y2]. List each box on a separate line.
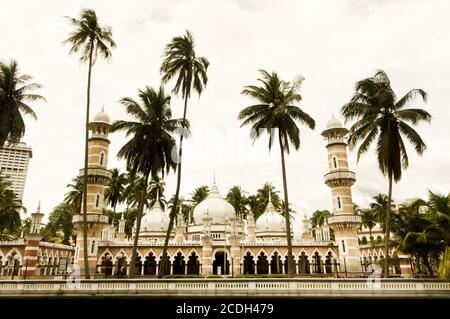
[193, 181, 235, 225]
[255, 195, 286, 233]
[140, 201, 169, 232]
[93, 106, 110, 124]
[326, 114, 342, 129]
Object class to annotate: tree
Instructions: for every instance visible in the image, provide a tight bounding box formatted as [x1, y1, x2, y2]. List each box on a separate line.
[226, 186, 248, 219]
[42, 203, 75, 245]
[111, 85, 186, 277]
[426, 191, 450, 278]
[341, 70, 431, 277]
[63, 8, 116, 278]
[359, 209, 377, 242]
[238, 70, 315, 277]
[0, 59, 45, 147]
[370, 194, 390, 232]
[0, 176, 22, 238]
[105, 168, 126, 213]
[159, 30, 209, 278]
[64, 176, 83, 214]
[311, 210, 331, 228]
[391, 199, 440, 276]
[148, 177, 167, 209]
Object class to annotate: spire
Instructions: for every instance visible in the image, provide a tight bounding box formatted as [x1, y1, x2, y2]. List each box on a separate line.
[37, 201, 41, 212]
[268, 191, 272, 204]
[101, 105, 105, 112]
[213, 169, 216, 185]
[120, 212, 124, 220]
[156, 188, 160, 202]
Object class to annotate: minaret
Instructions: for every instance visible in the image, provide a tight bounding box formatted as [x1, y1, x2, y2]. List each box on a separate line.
[72, 107, 112, 276]
[301, 214, 313, 242]
[117, 213, 126, 240]
[321, 115, 361, 273]
[175, 206, 186, 243]
[22, 202, 44, 277]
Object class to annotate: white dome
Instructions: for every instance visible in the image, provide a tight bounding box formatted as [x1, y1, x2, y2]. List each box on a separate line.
[255, 200, 286, 233]
[193, 183, 235, 224]
[140, 202, 169, 232]
[93, 107, 110, 124]
[326, 116, 342, 129]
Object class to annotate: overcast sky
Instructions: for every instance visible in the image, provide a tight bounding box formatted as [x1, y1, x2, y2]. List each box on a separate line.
[2, 0, 449, 235]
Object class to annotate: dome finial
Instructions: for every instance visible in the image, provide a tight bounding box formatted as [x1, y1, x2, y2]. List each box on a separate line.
[268, 190, 272, 204]
[37, 201, 41, 212]
[213, 169, 216, 185]
[156, 188, 160, 202]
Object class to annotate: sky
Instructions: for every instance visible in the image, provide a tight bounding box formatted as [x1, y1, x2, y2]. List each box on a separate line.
[1, 0, 450, 236]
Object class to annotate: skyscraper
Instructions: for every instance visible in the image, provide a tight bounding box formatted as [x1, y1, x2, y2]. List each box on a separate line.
[0, 141, 32, 202]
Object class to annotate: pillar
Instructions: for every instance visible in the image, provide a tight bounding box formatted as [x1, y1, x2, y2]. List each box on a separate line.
[22, 203, 44, 277]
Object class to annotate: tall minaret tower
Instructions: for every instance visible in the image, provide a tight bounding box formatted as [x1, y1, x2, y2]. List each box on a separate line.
[73, 107, 112, 276]
[321, 115, 361, 274]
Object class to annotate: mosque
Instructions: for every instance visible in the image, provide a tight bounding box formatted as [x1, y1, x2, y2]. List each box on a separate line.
[0, 108, 413, 278]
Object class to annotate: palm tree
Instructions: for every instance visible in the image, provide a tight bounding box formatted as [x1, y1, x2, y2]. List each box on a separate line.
[226, 186, 248, 219]
[63, 8, 116, 278]
[190, 186, 209, 206]
[311, 210, 331, 228]
[148, 177, 166, 209]
[64, 176, 83, 214]
[238, 70, 315, 277]
[426, 191, 450, 278]
[0, 177, 22, 238]
[0, 59, 45, 147]
[256, 182, 282, 211]
[111, 85, 187, 277]
[359, 209, 377, 242]
[391, 199, 439, 276]
[341, 70, 431, 277]
[122, 173, 145, 209]
[105, 168, 126, 214]
[370, 194, 390, 232]
[159, 30, 209, 278]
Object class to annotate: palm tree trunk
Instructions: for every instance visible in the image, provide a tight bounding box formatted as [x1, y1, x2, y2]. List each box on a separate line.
[81, 39, 94, 279]
[422, 254, 434, 276]
[159, 96, 189, 278]
[278, 132, 294, 278]
[129, 173, 149, 278]
[384, 172, 393, 278]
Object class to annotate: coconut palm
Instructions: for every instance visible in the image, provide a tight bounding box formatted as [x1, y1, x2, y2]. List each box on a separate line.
[426, 191, 450, 278]
[359, 209, 377, 242]
[341, 70, 431, 277]
[190, 186, 209, 206]
[0, 177, 22, 238]
[226, 186, 248, 219]
[64, 176, 84, 214]
[105, 168, 126, 214]
[370, 194, 390, 232]
[238, 70, 315, 277]
[148, 177, 167, 209]
[111, 85, 187, 277]
[63, 8, 116, 278]
[311, 210, 331, 228]
[0, 59, 45, 147]
[159, 30, 209, 277]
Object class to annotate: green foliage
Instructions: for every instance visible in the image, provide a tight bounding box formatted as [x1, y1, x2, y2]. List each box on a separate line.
[226, 186, 248, 219]
[0, 175, 22, 238]
[105, 168, 126, 212]
[311, 210, 330, 228]
[0, 59, 45, 147]
[64, 176, 83, 214]
[41, 202, 75, 244]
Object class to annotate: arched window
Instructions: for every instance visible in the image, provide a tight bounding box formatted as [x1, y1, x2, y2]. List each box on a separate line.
[337, 197, 342, 209]
[333, 156, 338, 169]
[99, 152, 105, 166]
[95, 194, 100, 208]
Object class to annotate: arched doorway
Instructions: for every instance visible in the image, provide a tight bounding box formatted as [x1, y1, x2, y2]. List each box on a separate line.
[213, 251, 229, 275]
[135, 256, 143, 275]
[243, 252, 255, 275]
[100, 253, 113, 276]
[283, 255, 296, 275]
[173, 252, 186, 275]
[144, 252, 157, 275]
[158, 255, 171, 275]
[325, 252, 333, 274]
[270, 252, 282, 274]
[187, 252, 200, 275]
[256, 252, 269, 274]
[298, 252, 310, 274]
[313, 252, 322, 274]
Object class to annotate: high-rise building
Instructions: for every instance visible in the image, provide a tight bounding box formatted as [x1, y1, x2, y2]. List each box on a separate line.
[0, 141, 33, 202]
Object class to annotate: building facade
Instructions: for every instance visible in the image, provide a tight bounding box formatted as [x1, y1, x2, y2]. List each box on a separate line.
[0, 109, 413, 278]
[0, 141, 32, 202]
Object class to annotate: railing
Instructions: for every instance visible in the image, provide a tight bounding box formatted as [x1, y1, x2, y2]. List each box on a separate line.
[328, 215, 362, 224]
[0, 278, 449, 297]
[324, 170, 356, 183]
[73, 214, 109, 224]
[79, 168, 112, 179]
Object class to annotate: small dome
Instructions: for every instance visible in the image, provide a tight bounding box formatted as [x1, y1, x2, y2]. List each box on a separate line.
[255, 200, 286, 233]
[193, 183, 235, 224]
[93, 107, 110, 124]
[326, 115, 342, 129]
[140, 202, 169, 233]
